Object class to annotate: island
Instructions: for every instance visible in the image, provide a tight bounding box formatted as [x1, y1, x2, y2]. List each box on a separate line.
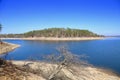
[0, 28, 104, 41]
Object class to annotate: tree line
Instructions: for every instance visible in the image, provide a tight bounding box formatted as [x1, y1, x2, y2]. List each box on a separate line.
[0, 28, 103, 38]
[24, 28, 101, 37]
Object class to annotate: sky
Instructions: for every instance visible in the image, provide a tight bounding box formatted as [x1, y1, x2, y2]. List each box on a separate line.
[0, 0, 120, 35]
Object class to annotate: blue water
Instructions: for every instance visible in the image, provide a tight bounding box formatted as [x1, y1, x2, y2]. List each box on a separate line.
[1, 38, 120, 74]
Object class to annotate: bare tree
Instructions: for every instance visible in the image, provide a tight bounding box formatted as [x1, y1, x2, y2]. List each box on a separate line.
[43, 46, 88, 80]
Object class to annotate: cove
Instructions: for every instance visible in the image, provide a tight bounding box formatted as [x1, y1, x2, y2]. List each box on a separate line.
[1, 37, 120, 74]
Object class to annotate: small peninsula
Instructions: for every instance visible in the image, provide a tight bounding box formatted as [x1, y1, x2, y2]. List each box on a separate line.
[0, 42, 20, 54]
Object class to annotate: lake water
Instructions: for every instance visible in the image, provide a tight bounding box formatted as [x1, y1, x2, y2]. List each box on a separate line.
[1, 37, 120, 74]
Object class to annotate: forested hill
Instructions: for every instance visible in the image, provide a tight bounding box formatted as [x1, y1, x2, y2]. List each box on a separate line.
[0, 28, 102, 38]
[24, 28, 101, 37]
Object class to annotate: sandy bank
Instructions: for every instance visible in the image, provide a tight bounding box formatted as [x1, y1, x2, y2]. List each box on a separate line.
[12, 61, 120, 80]
[1, 37, 105, 41]
[0, 42, 20, 54]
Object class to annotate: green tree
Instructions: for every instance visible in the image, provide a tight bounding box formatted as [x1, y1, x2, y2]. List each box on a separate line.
[2, 27, 102, 38]
[0, 24, 2, 43]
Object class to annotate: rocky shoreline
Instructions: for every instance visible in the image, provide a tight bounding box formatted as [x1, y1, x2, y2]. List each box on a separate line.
[1, 37, 105, 41]
[12, 61, 120, 80]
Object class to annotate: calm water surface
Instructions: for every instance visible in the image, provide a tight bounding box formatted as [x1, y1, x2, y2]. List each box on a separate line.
[1, 38, 120, 74]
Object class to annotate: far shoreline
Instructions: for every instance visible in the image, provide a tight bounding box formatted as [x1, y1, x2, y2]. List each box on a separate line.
[1, 37, 105, 41]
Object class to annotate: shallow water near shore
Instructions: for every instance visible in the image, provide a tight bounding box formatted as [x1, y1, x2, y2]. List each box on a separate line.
[1, 37, 120, 74]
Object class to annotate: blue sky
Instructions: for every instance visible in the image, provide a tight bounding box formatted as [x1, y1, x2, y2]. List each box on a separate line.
[0, 0, 120, 35]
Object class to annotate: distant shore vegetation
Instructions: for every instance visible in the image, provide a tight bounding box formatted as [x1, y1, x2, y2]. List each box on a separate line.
[0, 28, 103, 38]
